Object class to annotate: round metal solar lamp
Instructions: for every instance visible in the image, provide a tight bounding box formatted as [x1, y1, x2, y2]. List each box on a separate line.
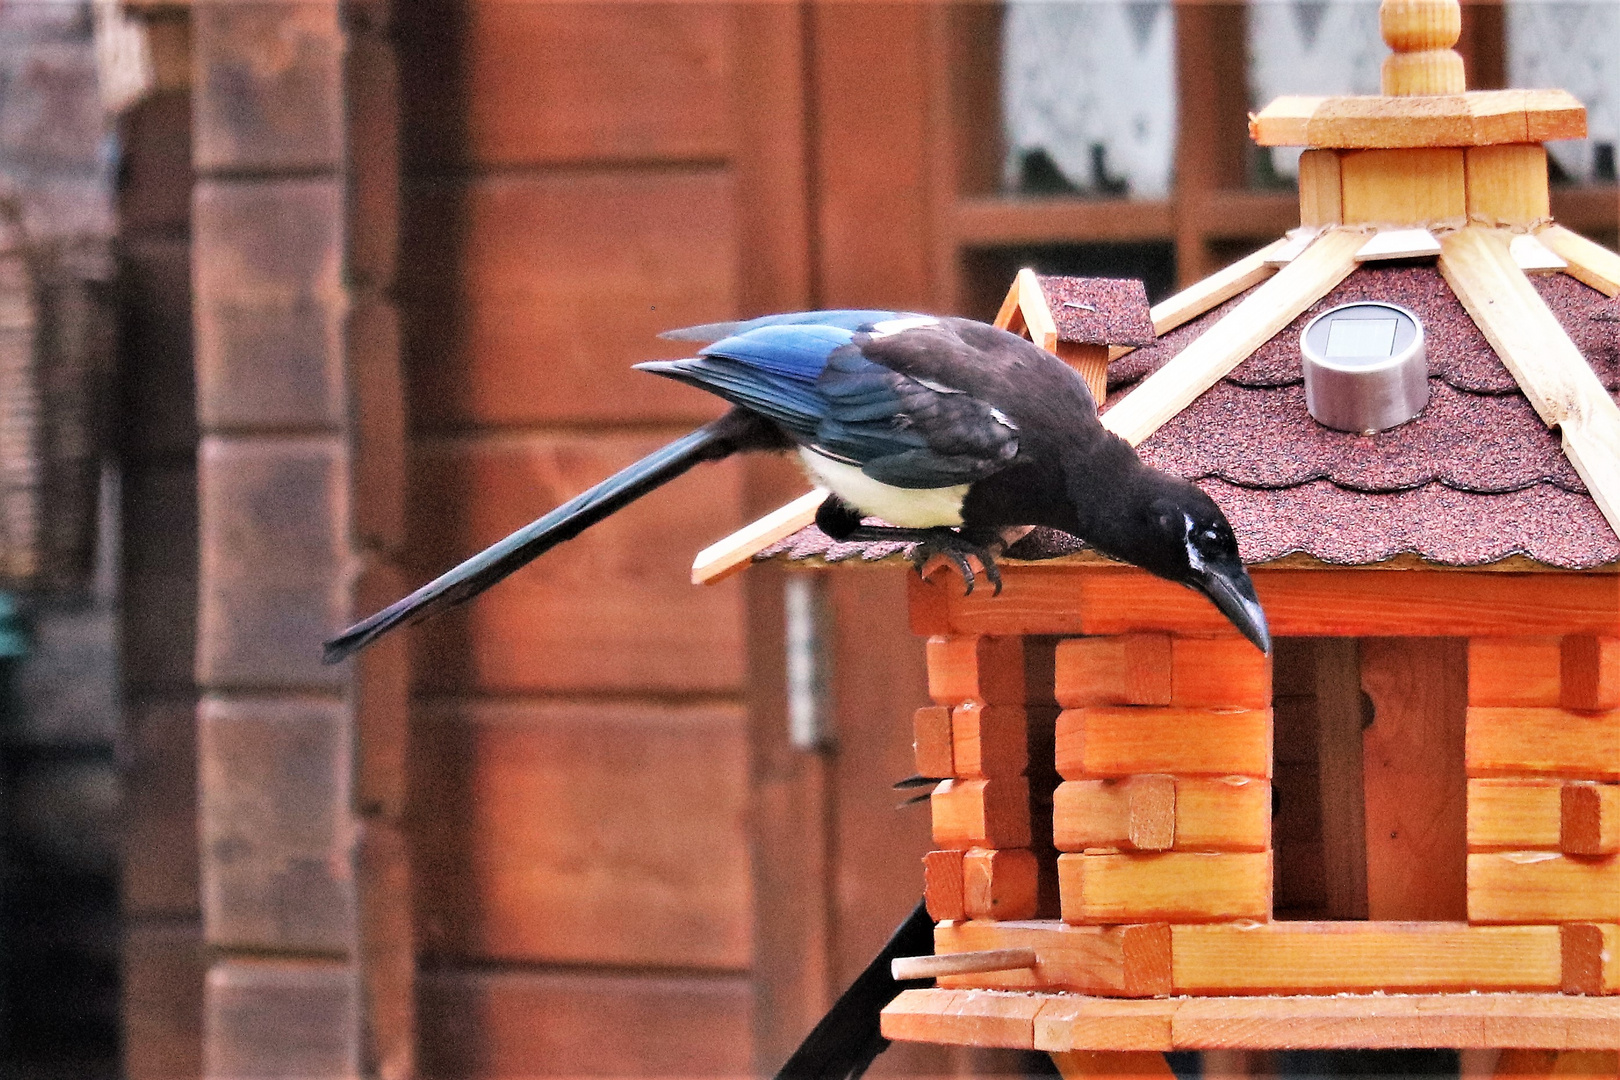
[1301, 301, 1429, 434]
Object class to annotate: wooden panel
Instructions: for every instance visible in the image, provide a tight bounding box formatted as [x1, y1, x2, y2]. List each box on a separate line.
[1562, 636, 1620, 712]
[1468, 778, 1564, 851]
[1054, 635, 1172, 708]
[926, 566, 1620, 639]
[951, 703, 1028, 778]
[1172, 778, 1271, 853]
[1468, 853, 1620, 923]
[913, 705, 954, 778]
[1314, 638, 1369, 920]
[1055, 707, 1272, 779]
[1053, 777, 1176, 853]
[410, 432, 746, 694]
[1036, 997, 1177, 1053]
[924, 849, 966, 922]
[1059, 852, 1271, 923]
[1562, 782, 1620, 856]
[1563, 924, 1620, 995]
[1360, 638, 1469, 921]
[1170, 637, 1272, 708]
[1466, 707, 1620, 780]
[881, 989, 1042, 1050]
[964, 848, 1039, 921]
[403, 172, 737, 428]
[934, 921, 1172, 997]
[1171, 922, 1561, 995]
[417, 968, 752, 1078]
[1469, 637, 1563, 706]
[927, 634, 1028, 705]
[1465, 144, 1550, 225]
[1340, 148, 1467, 225]
[931, 777, 1032, 850]
[410, 699, 750, 968]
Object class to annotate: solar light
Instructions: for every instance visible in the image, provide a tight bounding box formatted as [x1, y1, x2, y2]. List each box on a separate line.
[1300, 301, 1429, 434]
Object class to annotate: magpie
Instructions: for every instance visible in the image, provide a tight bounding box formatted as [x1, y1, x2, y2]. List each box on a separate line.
[323, 310, 1270, 662]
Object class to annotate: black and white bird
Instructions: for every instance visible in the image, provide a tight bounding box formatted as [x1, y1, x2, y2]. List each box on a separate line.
[323, 310, 1269, 662]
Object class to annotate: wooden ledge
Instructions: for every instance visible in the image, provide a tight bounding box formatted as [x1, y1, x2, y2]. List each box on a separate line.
[1251, 89, 1586, 149]
[882, 989, 1620, 1052]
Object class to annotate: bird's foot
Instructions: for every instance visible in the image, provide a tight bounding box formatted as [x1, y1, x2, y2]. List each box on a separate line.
[841, 523, 1003, 596]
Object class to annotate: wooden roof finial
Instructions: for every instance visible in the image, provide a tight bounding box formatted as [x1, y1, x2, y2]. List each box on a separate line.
[1380, 0, 1465, 96]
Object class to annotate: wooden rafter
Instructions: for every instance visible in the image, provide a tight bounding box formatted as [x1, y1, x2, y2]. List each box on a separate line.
[1102, 227, 1365, 446]
[1110, 236, 1292, 365]
[691, 488, 826, 585]
[1538, 224, 1620, 296]
[1439, 227, 1620, 543]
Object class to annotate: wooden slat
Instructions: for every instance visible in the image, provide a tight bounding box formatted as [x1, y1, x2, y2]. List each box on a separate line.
[1562, 924, 1620, 995]
[1055, 707, 1272, 779]
[951, 703, 1029, 779]
[1469, 637, 1563, 707]
[1297, 150, 1343, 227]
[1440, 226, 1620, 543]
[1355, 228, 1442, 262]
[914, 705, 954, 779]
[1468, 853, 1620, 923]
[1171, 777, 1271, 853]
[1171, 637, 1272, 709]
[1538, 225, 1620, 296]
[1101, 227, 1363, 446]
[927, 634, 1029, 706]
[934, 921, 1172, 997]
[880, 988, 1042, 1050]
[1562, 782, 1620, 856]
[1053, 776, 1176, 852]
[1466, 707, 1620, 780]
[1036, 997, 1177, 1052]
[931, 777, 1032, 850]
[1147, 239, 1288, 338]
[1511, 234, 1568, 274]
[1469, 779, 1564, 851]
[1249, 88, 1587, 148]
[1054, 635, 1172, 708]
[964, 847, 1040, 921]
[1171, 922, 1560, 995]
[1059, 852, 1271, 923]
[1017, 267, 1058, 353]
[1315, 638, 1369, 920]
[691, 488, 824, 586]
[924, 849, 965, 922]
[1562, 636, 1620, 712]
[1341, 149, 1467, 226]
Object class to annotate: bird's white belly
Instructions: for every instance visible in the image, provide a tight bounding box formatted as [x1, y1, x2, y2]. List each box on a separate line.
[797, 449, 968, 528]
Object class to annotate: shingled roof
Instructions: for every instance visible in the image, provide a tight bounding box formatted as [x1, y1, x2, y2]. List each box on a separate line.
[1037, 275, 1156, 347]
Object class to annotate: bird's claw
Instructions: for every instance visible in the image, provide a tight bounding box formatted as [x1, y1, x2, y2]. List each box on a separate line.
[909, 529, 1003, 597]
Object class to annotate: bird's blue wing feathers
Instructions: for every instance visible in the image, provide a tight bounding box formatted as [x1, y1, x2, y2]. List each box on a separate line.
[634, 357, 824, 440]
[658, 309, 918, 343]
[698, 323, 854, 383]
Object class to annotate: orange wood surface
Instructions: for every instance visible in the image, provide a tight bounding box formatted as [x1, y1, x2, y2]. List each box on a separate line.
[933, 921, 1172, 997]
[1055, 707, 1272, 779]
[1562, 783, 1620, 855]
[1469, 637, 1563, 707]
[1053, 776, 1176, 852]
[913, 705, 954, 779]
[1049, 1050, 1176, 1079]
[1059, 852, 1271, 924]
[1562, 636, 1620, 712]
[881, 989, 1043, 1051]
[1468, 853, 1620, 923]
[964, 848, 1040, 921]
[410, 433, 747, 694]
[404, 172, 738, 428]
[951, 703, 1030, 778]
[1562, 924, 1620, 995]
[1054, 635, 1172, 707]
[931, 777, 1032, 850]
[410, 699, 749, 969]
[1172, 777, 1272, 853]
[923, 566, 1620, 639]
[924, 849, 966, 922]
[1466, 707, 1620, 780]
[1170, 637, 1273, 708]
[927, 634, 1029, 706]
[1361, 638, 1469, 921]
[1170, 922, 1561, 995]
[1469, 778, 1565, 851]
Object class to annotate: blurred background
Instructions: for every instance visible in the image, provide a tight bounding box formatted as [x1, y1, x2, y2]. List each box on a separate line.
[0, 1, 1611, 1078]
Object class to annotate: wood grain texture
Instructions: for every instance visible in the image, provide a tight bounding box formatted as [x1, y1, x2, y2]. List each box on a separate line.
[1561, 783, 1620, 856]
[1469, 779, 1565, 851]
[1465, 144, 1550, 225]
[935, 921, 1172, 997]
[1467, 853, 1620, 923]
[1172, 637, 1273, 709]
[914, 705, 955, 779]
[932, 777, 1032, 850]
[952, 703, 1030, 778]
[1297, 150, 1343, 227]
[1171, 777, 1271, 853]
[691, 489, 823, 586]
[1466, 707, 1620, 780]
[1050, 1050, 1176, 1078]
[1053, 776, 1177, 853]
[1171, 922, 1560, 995]
[1313, 639, 1369, 920]
[1056, 707, 1272, 779]
[881, 988, 1042, 1050]
[410, 699, 750, 969]
[1562, 637, 1620, 712]
[1341, 148, 1466, 226]
[963, 848, 1041, 921]
[928, 634, 1030, 706]
[1059, 852, 1271, 923]
[924, 849, 966, 922]
[1562, 924, 1620, 995]
[1538, 226, 1620, 297]
[1054, 635, 1172, 708]
[1249, 89, 1587, 149]
[1470, 637, 1563, 707]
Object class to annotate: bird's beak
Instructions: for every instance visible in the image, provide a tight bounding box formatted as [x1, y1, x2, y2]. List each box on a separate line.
[1189, 557, 1271, 654]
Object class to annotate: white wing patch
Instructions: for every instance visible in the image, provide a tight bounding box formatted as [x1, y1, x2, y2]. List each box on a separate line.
[797, 449, 968, 529]
[867, 315, 940, 338]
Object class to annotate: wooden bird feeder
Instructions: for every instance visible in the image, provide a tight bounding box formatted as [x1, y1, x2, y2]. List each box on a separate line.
[699, 0, 1620, 1073]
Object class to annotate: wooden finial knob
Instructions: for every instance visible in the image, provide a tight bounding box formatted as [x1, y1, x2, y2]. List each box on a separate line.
[1379, 0, 1465, 95]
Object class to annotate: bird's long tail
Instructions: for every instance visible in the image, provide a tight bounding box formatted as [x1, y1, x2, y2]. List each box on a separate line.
[322, 407, 785, 664]
[772, 898, 933, 1080]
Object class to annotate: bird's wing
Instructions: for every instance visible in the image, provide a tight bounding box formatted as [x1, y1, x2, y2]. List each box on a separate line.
[658, 309, 920, 343]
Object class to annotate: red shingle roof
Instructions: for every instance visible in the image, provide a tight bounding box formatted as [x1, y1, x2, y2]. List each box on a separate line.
[1037, 276, 1155, 347]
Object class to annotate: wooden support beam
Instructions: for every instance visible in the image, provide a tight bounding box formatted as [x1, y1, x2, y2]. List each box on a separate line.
[1053, 776, 1177, 853]
[950, 703, 1029, 779]
[1341, 148, 1467, 226]
[1466, 144, 1550, 226]
[1467, 707, 1620, 780]
[691, 487, 825, 585]
[932, 777, 1032, 850]
[934, 921, 1172, 997]
[1297, 150, 1342, 228]
[891, 948, 1036, 981]
[1468, 778, 1564, 851]
[1538, 225, 1620, 296]
[1440, 226, 1620, 544]
[1562, 636, 1620, 712]
[1137, 238, 1289, 343]
[1054, 635, 1172, 708]
[1510, 234, 1567, 274]
[1172, 921, 1561, 995]
[1058, 852, 1271, 923]
[1249, 88, 1587, 149]
[1468, 852, 1620, 923]
[928, 635, 1029, 706]
[1056, 707, 1272, 779]
[924, 849, 965, 922]
[1050, 1050, 1175, 1078]
[1170, 637, 1272, 709]
[1562, 923, 1620, 995]
[964, 847, 1040, 921]
[1017, 267, 1059, 353]
[1315, 637, 1369, 920]
[1101, 227, 1363, 446]
[1562, 782, 1620, 856]
[1470, 637, 1563, 707]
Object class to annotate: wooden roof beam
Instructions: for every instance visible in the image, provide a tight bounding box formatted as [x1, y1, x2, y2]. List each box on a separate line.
[1538, 224, 1620, 297]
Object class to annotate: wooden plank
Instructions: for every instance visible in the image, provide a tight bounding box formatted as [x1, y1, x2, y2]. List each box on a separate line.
[1361, 638, 1469, 921]
[1249, 88, 1586, 149]
[1101, 228, 1363, 445]
[1049, 1050, 1175, 1078]
[932, 778, 1032, 850]
[691, 489, 824, 586]
[1469, 779, 1565, 851]
[1059, 852, 1271, 923]
[929, 566, 1620, 639]
[1441, 226, 1620, 543]
[935, 921, 1172, 997]
[1562, 783, 1620, 856]
[1562, 924, 1620, 995]
[1538, 225, 1620, 297]
[928, 635, 1029, 706]
[1511, 234, 1568, 274]
[1470, 637, 1563, 707]
[880, 988, 1041, 1050]
[1054, 635, 1172, 708]
[1355, 228, 1442, 262]
[1171, 637, 1272, 709]
[1465, 145, 1550, 226]
[964, 847, 1040, 921]
[924, 849, 966, 922]
[1315, 638, 1369, 920]
[1053, 776, 1177, 852]
[1036, 997, 1176, 1053]
[1172, 922, 1561, 995]
[1017, 267, 1058, 353]
[1341, 148, 1467, 226]
[1466, 707, 1620, 780]
[1172, 777, 1271, 853]
[410, 699, 749, 968]
[952, 703, 1029, 779]
[914, 705, 954, 779]
[1056, 707, 1272, 779]
[1562, 636, 1620, 712]
[1297, 150, 1342, 228]
[1468, 853, 1620, 923]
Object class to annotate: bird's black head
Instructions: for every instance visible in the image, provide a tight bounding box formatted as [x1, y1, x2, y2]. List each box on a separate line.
[1096, 474, 1271, 654]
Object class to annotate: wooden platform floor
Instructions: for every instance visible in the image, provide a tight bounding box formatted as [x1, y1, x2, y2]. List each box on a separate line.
[882, 989, 1620, 1051]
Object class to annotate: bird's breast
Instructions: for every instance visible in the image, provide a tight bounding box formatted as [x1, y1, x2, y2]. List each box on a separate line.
[797, 449, 968, 529]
